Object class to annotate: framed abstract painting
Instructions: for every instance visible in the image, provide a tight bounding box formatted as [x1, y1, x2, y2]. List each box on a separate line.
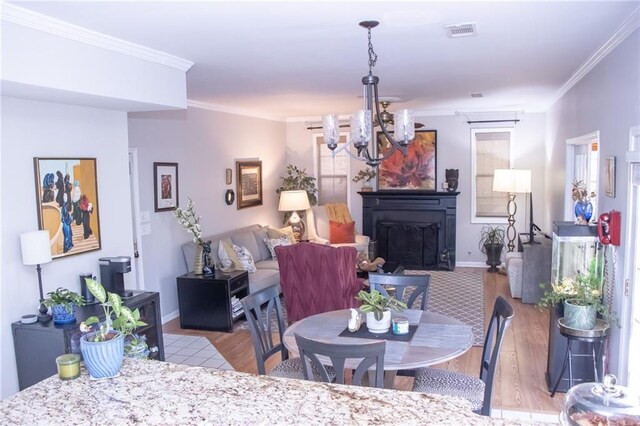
[154, 162, 179, 212]
[33, 157, 102, 259]
[377, 130, 437, 190]
[236, 160, 263, 209]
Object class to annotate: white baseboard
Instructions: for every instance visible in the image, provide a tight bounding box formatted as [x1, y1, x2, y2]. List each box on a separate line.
[455, 262, 487, 268]
[162, 309, 180, 325]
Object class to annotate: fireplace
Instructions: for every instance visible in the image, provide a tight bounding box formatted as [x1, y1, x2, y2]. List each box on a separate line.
[360, 191, 458, 270]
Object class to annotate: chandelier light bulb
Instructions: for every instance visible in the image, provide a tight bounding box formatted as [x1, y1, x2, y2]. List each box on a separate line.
[394, 109, 415, 146]
[350, 110, 372, 149]
[322, 114, 340, 150]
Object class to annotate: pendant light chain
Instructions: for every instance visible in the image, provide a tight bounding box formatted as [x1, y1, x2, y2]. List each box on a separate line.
[367, 27, 377, 73]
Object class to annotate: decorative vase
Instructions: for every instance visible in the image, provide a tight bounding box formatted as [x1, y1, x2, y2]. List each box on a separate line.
[563, 299, 597, 330]
[51, 303, 77, 324]
[193, 244, 204, 275]
[484, 243, 503, 273]
[80, 331, 125, 379]
[366, 310, 391, 334]
[574, 201, 593, 224]
[361, 184, 373, 192]
[124, 334, 150, 359]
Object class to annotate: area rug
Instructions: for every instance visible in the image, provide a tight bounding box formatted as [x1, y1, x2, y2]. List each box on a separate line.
[235, 269, 485, 346]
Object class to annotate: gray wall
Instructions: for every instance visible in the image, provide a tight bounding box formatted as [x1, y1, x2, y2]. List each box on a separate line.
[128, 107, 287, 318]
[545, 29, 640, 376]
[286, 113, 547, 264]
[1, 97, 133, 398]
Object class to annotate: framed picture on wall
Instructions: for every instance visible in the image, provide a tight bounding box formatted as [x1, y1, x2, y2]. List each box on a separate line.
[154, 162, 179, 212]
[605, 156, 616, 198]
[236, 160, 263, 209]
[33, 157, 102, 259]
[376, 130, 437, 190]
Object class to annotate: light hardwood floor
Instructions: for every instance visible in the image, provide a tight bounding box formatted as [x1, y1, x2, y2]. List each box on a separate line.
[163, 268, 563, 414]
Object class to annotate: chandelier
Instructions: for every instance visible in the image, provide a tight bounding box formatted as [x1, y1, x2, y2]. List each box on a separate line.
[322, 21, 415, 168]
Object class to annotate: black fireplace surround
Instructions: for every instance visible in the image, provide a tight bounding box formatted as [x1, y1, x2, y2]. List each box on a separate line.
[359, 191, 459, 271]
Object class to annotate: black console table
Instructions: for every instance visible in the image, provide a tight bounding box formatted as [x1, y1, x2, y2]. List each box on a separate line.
[177, 270, 249, 332]
[12, 291, 163, 390]
[359, 191, 458, 270]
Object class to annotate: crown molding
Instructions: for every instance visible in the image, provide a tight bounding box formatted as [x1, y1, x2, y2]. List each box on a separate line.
[1, 3, 194, 72]
[549, 7, 640, 109]
[186, 99, 285, 122]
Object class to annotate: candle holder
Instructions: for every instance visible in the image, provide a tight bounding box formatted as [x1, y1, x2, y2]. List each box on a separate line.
[56, 354, 81, 380]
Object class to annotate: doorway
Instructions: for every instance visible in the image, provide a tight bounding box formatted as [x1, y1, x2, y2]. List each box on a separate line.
[128, 148, 145, 290]
[565, 132, 599, 221]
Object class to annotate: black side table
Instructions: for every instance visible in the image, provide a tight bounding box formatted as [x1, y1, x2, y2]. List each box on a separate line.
[550, 318, 609, 397]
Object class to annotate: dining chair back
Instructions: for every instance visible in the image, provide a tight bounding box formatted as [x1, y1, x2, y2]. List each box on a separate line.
[241, 284, 288, 375]
[368, 272, 431, 310]
[294, 334, 386, 388]
[412, 296, 514, 416]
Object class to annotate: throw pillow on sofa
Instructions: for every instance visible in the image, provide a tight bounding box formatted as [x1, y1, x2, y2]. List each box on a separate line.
[266, 226, 296, 245]
[329, 220, 355, 244]
[232, 244, 257, 273]
[218, 240, 243, 271]
[264, 236, 291, 261]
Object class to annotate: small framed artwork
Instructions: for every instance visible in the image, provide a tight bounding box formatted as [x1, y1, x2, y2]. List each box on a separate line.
[236, 160, 263, 209]
[605, 156, 616, 198]
[33, 157, 102, 258]
[377, 129, 437, 190]
[225, 168, 232, 185]
[154, 162, 179, 212]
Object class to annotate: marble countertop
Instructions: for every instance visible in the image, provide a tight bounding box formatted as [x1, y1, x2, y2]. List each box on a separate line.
[1, 359, 545, 425]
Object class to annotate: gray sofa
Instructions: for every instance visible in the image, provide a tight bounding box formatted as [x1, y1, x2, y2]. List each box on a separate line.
[181, 224, 280, 294]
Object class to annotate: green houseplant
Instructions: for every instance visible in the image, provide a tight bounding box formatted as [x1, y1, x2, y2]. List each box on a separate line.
[538, 259, 613, 329]
[79, 278, 147, 378]
[356, 290, 407, 333]
[479, 225, 505, 273]
[173, 197, 206, 275]
[44, 287, 85, 324]
[276, 164, 318, 223]
[352, 168, 377, 191]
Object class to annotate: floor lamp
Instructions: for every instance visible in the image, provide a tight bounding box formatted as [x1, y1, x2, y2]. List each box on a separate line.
[20, 230, 53, 322]
[492, 169, 531, 252]
[278, 190, 311, 242]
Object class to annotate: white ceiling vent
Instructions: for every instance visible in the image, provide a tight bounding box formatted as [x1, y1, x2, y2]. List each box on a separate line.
[443, 22, 477, 38]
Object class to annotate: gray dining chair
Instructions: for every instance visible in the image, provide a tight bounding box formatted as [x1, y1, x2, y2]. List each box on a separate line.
[241, 285, 334, 380]
[368, 272, 431, 310]
[294, 333, 386, 388]
[412, 296, 514, 416]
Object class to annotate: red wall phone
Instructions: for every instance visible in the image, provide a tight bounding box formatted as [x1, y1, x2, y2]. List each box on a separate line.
[597, 210, 621, 246]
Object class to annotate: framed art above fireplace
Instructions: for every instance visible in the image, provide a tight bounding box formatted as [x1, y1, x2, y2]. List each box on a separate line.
[377, 130, 437, 191]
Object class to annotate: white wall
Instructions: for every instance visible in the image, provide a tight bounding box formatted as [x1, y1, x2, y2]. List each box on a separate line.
[127, 107, 287, 318]
[286, 113, 547, 264]
[0, 97, 133, 398]
[545, 28, 640, 377]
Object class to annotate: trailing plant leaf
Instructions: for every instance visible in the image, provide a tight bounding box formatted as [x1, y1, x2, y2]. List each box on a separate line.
[109, 292, 122, 317]
[86, 278, 106, 303]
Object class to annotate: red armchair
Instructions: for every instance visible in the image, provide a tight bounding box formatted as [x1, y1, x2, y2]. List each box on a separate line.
[274, 243, 365, 323]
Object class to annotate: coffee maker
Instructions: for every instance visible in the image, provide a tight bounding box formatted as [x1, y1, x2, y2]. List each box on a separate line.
[99, 256, 133, 297]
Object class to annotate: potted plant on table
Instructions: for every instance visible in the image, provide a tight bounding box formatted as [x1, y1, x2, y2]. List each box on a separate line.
[44, 287, 85, 324]
[356, 290, 407, 334]
[479, 225, 505, 273]
[538, 259, 613, 330]
[352, 167, 377, 191]
[79, 278, 147, 379]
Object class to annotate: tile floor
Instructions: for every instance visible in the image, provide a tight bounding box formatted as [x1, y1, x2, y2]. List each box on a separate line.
[162, 334, 560, 424]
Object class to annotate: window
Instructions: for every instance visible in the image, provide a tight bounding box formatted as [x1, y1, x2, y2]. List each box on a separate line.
[471, 128, 513, 222]
[314, 134, 349, 205]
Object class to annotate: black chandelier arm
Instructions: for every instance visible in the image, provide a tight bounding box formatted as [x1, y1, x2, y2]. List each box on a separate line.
[373, 85, 407, 156]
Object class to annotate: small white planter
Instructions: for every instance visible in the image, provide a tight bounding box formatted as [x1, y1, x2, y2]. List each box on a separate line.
[366, 310, 391, 334]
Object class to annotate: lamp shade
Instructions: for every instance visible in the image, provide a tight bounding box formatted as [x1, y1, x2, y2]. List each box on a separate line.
[278, 190, 311, 212]
[20, 230, 52, 265]
[493, 169, 531, 193]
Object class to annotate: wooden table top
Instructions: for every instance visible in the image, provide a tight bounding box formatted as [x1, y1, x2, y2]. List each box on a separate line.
[283, 309, 474, 371]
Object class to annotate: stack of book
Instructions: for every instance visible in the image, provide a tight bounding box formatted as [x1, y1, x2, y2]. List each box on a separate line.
[231, 296, 244, 318]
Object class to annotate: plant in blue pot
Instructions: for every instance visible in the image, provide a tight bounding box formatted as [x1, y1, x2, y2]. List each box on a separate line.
[79, 278, 146, 379]
[44, 287, 85, 324]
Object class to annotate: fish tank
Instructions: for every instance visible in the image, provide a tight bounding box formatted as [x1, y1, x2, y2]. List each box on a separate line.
[551, 221, 604, 286]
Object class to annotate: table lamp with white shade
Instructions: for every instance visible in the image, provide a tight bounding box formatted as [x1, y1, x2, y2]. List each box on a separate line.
[20, 230, 53, 322]
[492, 169, 532, 252]
[278, 190, 311, 242]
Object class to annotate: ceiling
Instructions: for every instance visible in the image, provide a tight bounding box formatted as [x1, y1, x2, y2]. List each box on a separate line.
[8, 1, 640, 120]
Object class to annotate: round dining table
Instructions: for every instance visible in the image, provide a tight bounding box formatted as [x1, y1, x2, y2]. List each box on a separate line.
[283, 308, 474, 388]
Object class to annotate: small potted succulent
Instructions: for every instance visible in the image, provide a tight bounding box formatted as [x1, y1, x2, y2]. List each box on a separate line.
[79, 278, 146, 379]
[355, 290, 406, 334]
[44, 287, 85, 324]
[352, 167, 377, 191]
[479, 225, 505, 272]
